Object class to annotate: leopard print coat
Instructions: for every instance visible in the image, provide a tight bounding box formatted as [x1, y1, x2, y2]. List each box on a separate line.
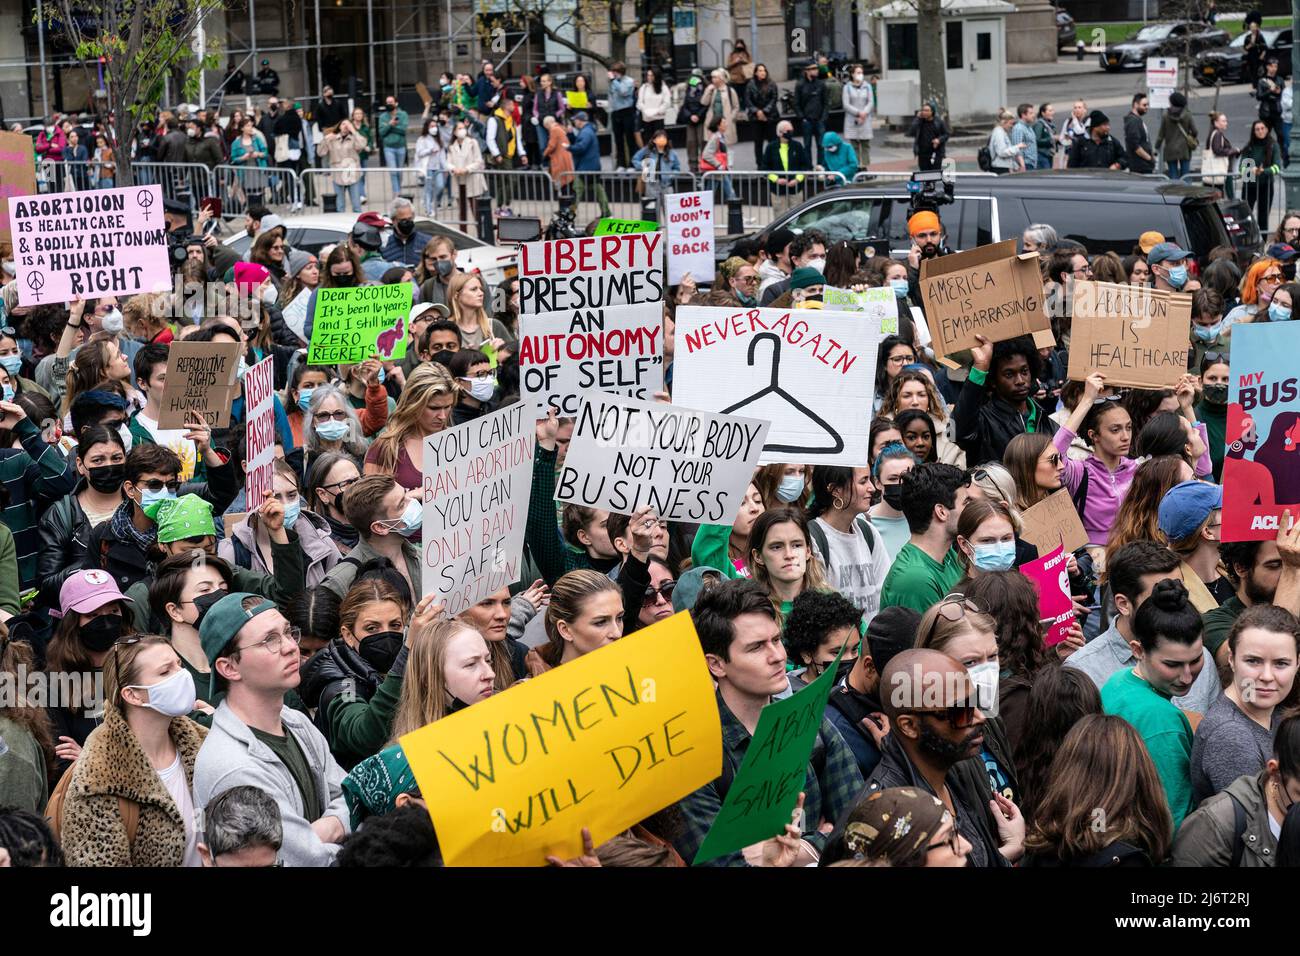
[61, 706, 208, 867]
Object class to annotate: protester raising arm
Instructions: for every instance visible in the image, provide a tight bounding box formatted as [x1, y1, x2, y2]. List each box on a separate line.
[617, 507, 658, 635]
[524, 411, 570, 586]
[1053, 371, 1105, 493]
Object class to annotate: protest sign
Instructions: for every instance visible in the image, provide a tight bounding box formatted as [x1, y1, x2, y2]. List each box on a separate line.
[400, 610, 722, 866]
[664, 191, 715, 285]
[11, 185, 170, 305]
[918, 239, 1050, 358]
[672, 305, 882, 465]
[692, 641, 844, 865]
[1223, 322, 1300, 540]
[555, 395, 769, 525]
[518, 302, 664, 418]
[1019, 488, 1089, 555]
[1067, 280, 1191, 389]
[421, 403, 535, 614]
[244, 356, 277, 508]
[517, 232, 664, 315]
[594, 218, 659, 236]
[308, 283, 413, 365]
[1019, 542, 1074, 647]
[823, 286, 899, 334]
[0, 131, 37, 245]
[157, 341, 242, 429]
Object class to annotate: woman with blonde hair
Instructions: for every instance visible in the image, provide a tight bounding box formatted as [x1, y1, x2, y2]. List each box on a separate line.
[447, 270, 510, 350]
[882, 369, 964, 467]
[61, 635, 209, 866]
[752, 462, 811, 510]
[390, 616, 497, 739]
[1089, 251, 1126, 285]
[363, 362, 458, 493]
[1024, 714, 1172, 866]
[535, 569, 625, 670]
[61, 331, 134, 417]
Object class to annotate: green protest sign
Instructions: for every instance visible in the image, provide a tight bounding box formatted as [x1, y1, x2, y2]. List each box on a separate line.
[691, 643, 845, 865]
[823, 286, 899, 334]
[308, 283, 413, 365]
[594, 217, 659, 236]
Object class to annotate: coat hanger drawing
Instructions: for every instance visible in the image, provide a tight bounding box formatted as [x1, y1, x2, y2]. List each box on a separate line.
[721, 332, 844, 455]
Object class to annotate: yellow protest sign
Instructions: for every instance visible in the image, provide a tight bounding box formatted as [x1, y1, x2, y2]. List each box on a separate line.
[399, 611, 722, 866]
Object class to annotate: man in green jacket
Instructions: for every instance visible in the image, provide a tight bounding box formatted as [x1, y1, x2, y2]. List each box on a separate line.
[378, 95, 409, 196]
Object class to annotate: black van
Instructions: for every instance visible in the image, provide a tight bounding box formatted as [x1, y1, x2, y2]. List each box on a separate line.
[721, 170, 1238, 265]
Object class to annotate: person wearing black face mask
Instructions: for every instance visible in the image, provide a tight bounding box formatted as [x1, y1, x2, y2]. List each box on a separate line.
[43, 569, 140, 774]
[866, 441, 918, 560]
[37, 424, 128, 610]
[299, 577, 415, 769]
[784, 590, 863, 694]
[1195, 353, 1231, 482]
[381, 198, 433, 267]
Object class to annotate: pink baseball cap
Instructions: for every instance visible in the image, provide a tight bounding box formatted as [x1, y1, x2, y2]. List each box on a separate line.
[233, 261, 271, 293]
[50, 569, 134, 619]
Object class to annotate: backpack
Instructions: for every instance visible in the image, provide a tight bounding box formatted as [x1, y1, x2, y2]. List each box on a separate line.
[977, 135, 994, 172]
[45, 762, 140, 847]
[807, 515, 878, 574]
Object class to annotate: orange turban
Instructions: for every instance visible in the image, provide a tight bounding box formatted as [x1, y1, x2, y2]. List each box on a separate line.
[908, 210, 941, 237]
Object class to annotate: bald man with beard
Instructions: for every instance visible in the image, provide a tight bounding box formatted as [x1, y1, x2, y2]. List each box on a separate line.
[857, 648, 1024, 867]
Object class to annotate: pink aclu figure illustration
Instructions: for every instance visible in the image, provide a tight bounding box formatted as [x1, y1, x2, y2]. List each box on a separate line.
[374, 313, 406, 359]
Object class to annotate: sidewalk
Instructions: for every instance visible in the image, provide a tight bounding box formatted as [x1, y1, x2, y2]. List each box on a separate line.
[1008, 57, 1103, 81]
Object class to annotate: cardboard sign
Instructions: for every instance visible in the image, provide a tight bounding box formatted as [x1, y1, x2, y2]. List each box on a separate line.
[555, 395, 770, 525]
[421, 404, 535, 614]
[1223, 323, 1300, 541]
[1019, 488, 1089, 554]
[243, 356, 277, 509]
[11, 185, 170, 305]
[823, 287, 899, 335]
[1019, 542, 1074, 647]
[517, 233, 664, 316]
[692, 642, 844, 864]
[594, 218, 658, 236]
[399, 611, 722, 867]
[158, 341, 242, 429]
[918, 240, 1050, 358]
[664, 190, 715, 285]
[517, 302, 664, 419]
[672, 305, 882, 465]
[308, 283, 413, 365]
[0, 131, 37, 245]
[1067, 280, 1191, 389]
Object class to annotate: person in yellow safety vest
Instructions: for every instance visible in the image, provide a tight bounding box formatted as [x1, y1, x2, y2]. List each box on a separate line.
[486, 101, 524, 214]
[761, 119, 810, 216]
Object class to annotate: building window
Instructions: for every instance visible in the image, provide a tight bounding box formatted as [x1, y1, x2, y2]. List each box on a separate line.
[946, 21, 964, 69]
[978, 32, 992, 60]
[887, 23, 919, 71]
[786, 0, 838, 76]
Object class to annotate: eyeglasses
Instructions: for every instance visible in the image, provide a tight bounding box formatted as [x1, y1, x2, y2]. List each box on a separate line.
[313, 410, 350, 423]
[964, 468, 989, 488]
[237, 626, 302, 655]
[922, 593, 982, 645]
[735, 275, 759, 285]
[321, 476, 358, 494]
[899, 704, 980, 728]
[887, 354, 916, 366]
[926, 820, 963, 855]
[642, 580, 676, 607]
[1263, 272, 1285, 282]
[139, 479, 182, 493]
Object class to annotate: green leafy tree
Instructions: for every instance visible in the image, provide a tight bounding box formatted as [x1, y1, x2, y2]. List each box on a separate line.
[42, 0, 223, 186]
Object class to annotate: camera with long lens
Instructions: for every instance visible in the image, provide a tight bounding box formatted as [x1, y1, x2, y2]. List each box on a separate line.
[545, 200, 581, 241]
[907, 169, 954, 214]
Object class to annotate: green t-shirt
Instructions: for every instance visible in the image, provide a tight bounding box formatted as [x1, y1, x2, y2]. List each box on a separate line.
[1201, 595, 1244, 657]
[252, 725, 323, 820]
[879, 543, 964, 614]
[1101, 667, 1194, 831]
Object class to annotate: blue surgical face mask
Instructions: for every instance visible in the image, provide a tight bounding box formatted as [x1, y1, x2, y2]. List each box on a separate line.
[776, 475, 805, 503]
[889, 278, 910, 298]
[376, 367, 387, 385]
[140, 486, 177, 510]
[1165, 264, 1189, 289]
[1, 383, 13, 403]
[1269, 302, 1293, 322]
[297, 387, 315, 413]
[383, 497, 423, 537]
[315, 419, 349, 442]
[971, 540, 1017, 572]
[236, 356, 249, 380]
[1193, 321, 1223, 341]
[282, 497, 301, 529]
[0, 354, 21, 377]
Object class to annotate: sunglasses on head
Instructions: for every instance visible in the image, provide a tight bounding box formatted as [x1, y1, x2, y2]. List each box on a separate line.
[922, 593, 982, 645]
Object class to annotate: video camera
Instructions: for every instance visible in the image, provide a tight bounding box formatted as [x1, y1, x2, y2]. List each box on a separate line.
[907, 168, 954, 214]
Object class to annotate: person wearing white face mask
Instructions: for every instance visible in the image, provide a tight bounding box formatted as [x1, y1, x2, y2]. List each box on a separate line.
[320, 474, 424, 603]
[841, 66, 874, 169]
[59, 635, 209, 867]
[448, 348, 498, 425]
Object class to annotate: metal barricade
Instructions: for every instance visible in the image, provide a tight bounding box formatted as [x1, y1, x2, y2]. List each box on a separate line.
[850, 170, 998, 184]
[215, 163, 303, 218]
[700, 170, 846, 231]
[299, 165, 426, 218]
[481, 168, 559, 227]
[40, 160, 216, 208]
[567, 169, 698, 224]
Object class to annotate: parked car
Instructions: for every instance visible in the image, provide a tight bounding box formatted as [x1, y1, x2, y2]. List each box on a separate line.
[1194, 28, 1292, 85]
[221, 212, 519, 286]
[1100, 20, 1230, 71]
[717, 171, 1237, 267]
[1056, 7, 1077, 49]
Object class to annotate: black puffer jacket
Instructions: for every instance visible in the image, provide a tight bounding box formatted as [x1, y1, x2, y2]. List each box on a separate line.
[298, 638, 383, 738]
[952, 375, 1058, 467]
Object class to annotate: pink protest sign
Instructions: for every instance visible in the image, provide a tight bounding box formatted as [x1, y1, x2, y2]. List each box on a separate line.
[11, 184, 171, 305]
[1018, 542, 1074, 646]
[244, 356, 277, 509]
[0, 131, 37, 245]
